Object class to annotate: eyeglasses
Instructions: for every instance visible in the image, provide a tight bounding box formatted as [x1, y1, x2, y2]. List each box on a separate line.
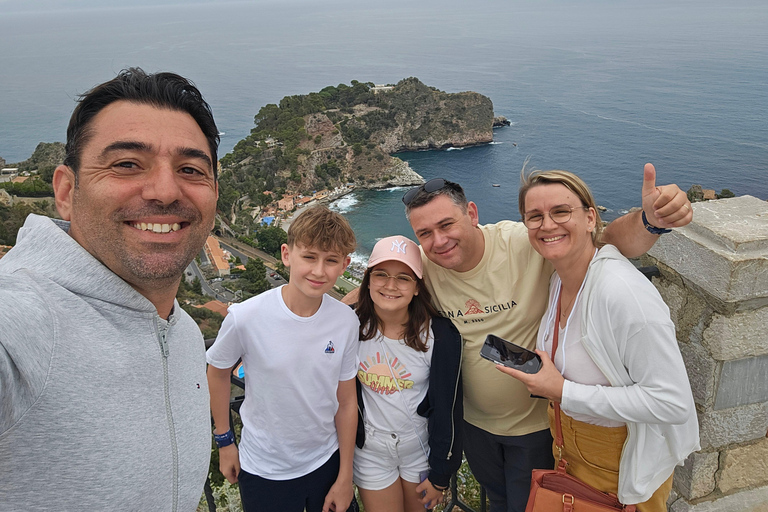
[402, 178, 450, 206]
[522, 204, 590, 229]
[369, 270, 417, 288]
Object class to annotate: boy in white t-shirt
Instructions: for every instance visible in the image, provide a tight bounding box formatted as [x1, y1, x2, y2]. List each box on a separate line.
[206, 205, 359, 512]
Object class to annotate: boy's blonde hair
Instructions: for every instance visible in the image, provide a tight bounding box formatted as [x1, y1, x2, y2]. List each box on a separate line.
[287, 205, 357, 255]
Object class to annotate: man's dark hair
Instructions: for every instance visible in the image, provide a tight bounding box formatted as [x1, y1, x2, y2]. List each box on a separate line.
[63, 67, 220, 180]
[404, 179, 469, 220]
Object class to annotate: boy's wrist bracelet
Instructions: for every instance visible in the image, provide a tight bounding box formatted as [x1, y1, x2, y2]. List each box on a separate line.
[214, 429, 235, 448]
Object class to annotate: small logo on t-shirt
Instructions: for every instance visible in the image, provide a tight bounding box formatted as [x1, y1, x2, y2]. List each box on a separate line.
[464, 299, 484, 315]
[324, 341, 335, 354]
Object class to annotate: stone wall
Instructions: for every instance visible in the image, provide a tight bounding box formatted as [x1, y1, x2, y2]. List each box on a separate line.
[642, 195, 768, 512]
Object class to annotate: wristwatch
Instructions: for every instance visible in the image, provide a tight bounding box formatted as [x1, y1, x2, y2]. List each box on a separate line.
[214, 429, 236, 448]
[642, 211, 672, 235]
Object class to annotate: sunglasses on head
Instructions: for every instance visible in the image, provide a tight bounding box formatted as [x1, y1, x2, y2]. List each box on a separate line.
[402, 178, 452, 206]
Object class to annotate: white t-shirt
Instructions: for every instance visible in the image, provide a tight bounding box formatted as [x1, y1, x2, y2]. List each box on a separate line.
[357, 326, 434, 435]
[206, 286, 359, 479]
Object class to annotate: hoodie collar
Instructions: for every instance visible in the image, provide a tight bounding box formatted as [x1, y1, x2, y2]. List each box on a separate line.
[0, 214, 159, 315]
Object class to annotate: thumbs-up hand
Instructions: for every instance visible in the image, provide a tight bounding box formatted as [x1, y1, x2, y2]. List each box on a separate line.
[641, 163, 693, 229]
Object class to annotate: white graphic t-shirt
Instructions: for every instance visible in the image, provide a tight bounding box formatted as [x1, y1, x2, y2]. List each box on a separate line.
[357, 325, 434, 434]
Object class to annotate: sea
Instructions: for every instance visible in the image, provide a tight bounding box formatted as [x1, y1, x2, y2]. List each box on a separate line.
[1, 0, 766, 264]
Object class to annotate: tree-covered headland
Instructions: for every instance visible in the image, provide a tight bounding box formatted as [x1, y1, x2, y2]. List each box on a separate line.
[216, 78, 495, 234]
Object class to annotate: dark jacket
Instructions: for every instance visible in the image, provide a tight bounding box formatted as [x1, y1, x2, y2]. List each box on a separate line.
[356, 315, 463, 489]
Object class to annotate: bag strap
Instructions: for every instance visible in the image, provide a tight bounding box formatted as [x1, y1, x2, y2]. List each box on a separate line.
[551, 289, 637, 512]
[552, 291, 565, 459]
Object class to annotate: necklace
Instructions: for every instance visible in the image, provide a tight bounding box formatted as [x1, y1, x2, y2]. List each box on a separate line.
[559, 290, 577, 322]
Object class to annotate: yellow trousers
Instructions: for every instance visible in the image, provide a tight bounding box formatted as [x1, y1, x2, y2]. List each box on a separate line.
[548, 404, 673, 512]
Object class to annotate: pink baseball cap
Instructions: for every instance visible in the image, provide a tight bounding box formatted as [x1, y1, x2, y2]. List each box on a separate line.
[367, 235, 423, 279]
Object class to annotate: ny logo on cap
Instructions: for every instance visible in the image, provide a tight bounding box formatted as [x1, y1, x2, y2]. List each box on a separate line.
[391, 239, 407, 254]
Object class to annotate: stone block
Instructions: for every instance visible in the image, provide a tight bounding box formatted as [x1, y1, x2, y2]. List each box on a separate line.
[654, 279, 709, 344]
[656, 279, 686, 326]
[718, 437, 768, 495]
[674, 451, 718, 500]
[668, 487, 680, 509]
[648, 196, 768, 304]
[704, 309, 768, 361]
[715, 355, 768, 410]
[670, 484, 768, 512]
[698, 402, 768, 451]
[681, 342, 718, 406]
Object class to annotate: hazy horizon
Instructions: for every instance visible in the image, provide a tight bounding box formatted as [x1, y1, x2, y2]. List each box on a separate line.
[1, 0, 766, 203]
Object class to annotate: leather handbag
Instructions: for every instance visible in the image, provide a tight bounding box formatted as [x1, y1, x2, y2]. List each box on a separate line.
[525, 293, 636, 512]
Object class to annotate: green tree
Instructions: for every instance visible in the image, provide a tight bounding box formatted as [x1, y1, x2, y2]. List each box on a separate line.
[255, 226, 288, 257]
[0, 203, 51, 245]
[274, 261, 289, 280]
[39, 164, 56, 184]
[191, 277, 203, 295]
[717, 188, 735, 199]
[241, 258, 270, 295]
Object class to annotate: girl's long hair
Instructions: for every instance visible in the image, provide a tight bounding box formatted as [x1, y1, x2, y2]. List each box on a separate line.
[356, 269, 438, 352]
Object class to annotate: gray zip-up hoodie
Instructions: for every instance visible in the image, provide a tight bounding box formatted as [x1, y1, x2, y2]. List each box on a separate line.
[0, 214, 210, 511]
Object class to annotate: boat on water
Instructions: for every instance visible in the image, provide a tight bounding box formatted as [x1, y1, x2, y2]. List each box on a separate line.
[492, 184, 501, 187]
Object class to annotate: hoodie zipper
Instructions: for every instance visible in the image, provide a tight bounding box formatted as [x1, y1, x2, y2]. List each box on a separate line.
[156, 318, 179, 512]
[446, 335, 464, 460]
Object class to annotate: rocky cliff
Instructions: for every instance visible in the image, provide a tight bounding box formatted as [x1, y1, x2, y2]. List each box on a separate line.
[13, 142, 65, 173]
[352, 77, 494, 153]
[217, 78, 502, 221]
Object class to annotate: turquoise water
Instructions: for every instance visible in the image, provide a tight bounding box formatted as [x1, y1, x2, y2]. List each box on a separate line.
[1, 0, 766, 260]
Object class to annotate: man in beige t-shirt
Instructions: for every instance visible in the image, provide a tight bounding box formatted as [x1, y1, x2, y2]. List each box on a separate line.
[401, 169, 691, 512]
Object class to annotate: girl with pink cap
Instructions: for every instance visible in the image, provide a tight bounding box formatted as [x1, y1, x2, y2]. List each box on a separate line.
[353, 235, 463, 512]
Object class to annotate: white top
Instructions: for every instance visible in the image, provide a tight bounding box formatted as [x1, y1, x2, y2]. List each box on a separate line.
[538, 272, 623, 427]
[206, 286, 359, 480]
[540, 245, 698, 504]
[357, 326, 434, 436]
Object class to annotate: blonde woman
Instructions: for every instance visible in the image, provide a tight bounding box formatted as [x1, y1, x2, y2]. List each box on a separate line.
[498, 169, 699, 511]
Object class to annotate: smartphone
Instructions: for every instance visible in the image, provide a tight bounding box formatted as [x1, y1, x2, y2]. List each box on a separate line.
[480, 334, 542, 374]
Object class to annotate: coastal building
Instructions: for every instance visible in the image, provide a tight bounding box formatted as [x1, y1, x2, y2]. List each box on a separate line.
[278, 194, 295, 211]
[204, 236, 230, 277]
[195, 299, 229, 317]
[314, 189, 330, 200]
[1, 168, 18, 175]
[295, 196, 313, 207]
[371, 85, 394, 93]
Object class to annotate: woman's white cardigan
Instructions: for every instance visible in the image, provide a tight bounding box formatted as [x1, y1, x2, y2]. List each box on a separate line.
[554, 244, 700, 504]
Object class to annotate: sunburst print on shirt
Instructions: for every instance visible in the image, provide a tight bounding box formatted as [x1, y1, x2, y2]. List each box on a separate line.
[357, 352, 415, 395]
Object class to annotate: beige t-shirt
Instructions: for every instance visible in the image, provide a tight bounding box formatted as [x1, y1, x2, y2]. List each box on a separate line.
[422, 221, 553, 436]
